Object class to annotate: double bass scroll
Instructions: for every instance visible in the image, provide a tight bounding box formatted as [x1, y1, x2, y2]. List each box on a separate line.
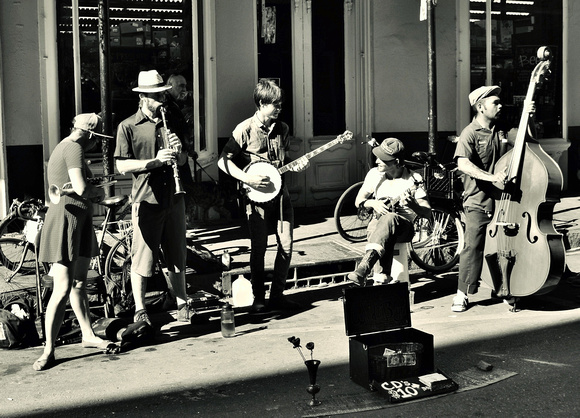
[481, 46, 565, 298]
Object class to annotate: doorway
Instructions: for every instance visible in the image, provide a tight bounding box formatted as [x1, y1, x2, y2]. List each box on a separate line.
[257, 0, 358, 208]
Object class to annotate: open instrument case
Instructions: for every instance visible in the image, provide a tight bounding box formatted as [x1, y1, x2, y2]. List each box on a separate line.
[343, 282, 457, 402]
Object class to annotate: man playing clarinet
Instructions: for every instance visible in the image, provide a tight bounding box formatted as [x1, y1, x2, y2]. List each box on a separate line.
[114, 69, 195, 326]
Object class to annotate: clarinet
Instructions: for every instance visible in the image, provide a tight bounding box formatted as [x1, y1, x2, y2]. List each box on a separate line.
[159, 106, 185, 195]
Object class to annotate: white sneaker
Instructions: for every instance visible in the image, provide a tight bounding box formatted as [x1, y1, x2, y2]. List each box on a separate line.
[371, 273, 388, 285]
[451, 295, 468, 312]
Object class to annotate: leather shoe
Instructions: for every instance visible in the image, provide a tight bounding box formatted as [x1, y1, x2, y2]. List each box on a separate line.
[347, 272, 366, 287]
[268, 296, 301, 311]
[250, 299, 267, 313]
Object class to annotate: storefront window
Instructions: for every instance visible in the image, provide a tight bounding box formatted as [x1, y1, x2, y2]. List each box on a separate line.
[56, 0, 200, 150]
[469, 0, 562, 138]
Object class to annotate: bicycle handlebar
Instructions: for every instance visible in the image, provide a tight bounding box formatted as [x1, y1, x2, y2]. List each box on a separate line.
[12, 198, 45, 220]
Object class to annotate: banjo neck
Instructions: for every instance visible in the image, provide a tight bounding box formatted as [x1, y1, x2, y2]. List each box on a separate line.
[242, 130, 353, 204]
[278, 132, 352, 174]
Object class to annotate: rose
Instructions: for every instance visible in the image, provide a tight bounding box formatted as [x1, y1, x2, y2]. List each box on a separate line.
[306, 342, 315, 360]
[288, 336, 315, 362]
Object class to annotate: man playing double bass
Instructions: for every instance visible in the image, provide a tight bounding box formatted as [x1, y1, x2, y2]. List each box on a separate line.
[452, 85, 535, 312]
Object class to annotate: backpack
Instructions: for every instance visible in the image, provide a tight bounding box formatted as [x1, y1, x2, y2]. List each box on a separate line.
[0, 296, 40, 349]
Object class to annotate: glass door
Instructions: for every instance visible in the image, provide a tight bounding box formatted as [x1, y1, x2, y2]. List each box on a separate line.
[469, 0, 563, 138]
[257, 0, 355, 208]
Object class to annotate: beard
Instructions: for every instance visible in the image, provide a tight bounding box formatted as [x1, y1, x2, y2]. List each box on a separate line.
[140, 97, 163, 117]
[148, 101, 162, 116]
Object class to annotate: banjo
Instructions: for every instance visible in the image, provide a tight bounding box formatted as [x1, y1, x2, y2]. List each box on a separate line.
[243, 130, 354, 203]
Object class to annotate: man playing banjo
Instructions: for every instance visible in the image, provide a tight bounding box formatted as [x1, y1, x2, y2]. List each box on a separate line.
[217, 79, 309, 313]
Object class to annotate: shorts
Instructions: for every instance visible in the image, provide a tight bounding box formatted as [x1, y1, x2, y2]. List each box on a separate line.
[130, 198, 186, 277]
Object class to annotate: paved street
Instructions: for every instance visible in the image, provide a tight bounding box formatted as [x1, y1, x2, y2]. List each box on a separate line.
[2, 198, 580, 417]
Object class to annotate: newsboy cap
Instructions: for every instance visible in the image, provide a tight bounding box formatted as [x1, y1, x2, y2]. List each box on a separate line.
[469, 85, 501, 106]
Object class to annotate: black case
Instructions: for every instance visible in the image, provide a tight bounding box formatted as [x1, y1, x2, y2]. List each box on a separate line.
[343, 282, 434, 389]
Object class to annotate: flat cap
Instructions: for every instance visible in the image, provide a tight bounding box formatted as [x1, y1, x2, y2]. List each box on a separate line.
[469, 85, 501, 106]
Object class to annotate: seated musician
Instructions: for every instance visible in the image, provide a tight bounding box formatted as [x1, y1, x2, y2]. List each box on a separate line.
[347, 138, 432, 286]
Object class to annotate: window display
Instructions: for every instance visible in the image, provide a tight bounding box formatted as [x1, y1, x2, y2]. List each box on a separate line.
[469, 0, 562, 138]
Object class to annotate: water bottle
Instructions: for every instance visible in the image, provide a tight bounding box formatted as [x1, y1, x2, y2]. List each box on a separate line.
[221, 250, 231, 271]
[220, 302, 235, 338]
[232, 274, 254, 308]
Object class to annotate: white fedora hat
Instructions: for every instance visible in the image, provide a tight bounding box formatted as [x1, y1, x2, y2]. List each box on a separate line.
[132, 70, 172, 93]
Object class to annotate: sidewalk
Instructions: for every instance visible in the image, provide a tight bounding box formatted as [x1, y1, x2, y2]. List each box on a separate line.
[2, 197, 580, 417]
[192, 195, 580, 276]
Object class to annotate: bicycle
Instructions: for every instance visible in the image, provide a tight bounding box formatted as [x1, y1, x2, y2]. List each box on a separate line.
[406, 152, 465, 273]
[0, 198, 46, 284]
[333, 139, 465, 273]
[102, 205, 223, 322]
[0, 194, 132, 313]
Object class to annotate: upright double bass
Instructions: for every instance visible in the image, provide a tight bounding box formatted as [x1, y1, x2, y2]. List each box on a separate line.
[481, 46, 565, 298]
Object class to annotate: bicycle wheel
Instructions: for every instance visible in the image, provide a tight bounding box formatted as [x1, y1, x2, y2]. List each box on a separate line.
[104, 237, 133, 316]
[409, 205, 464, 273]
[334, 181, 371, 242]
[0, 238, 36, 280]
[0, 214, 37, 273]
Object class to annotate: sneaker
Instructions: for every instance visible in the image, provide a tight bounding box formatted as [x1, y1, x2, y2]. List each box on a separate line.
[134, 309, 152, 327]
[451, 295, 468, 312]
[371, 273, 388, 285]
[268, 296, 301, 311]
[176, 302, 196, 322]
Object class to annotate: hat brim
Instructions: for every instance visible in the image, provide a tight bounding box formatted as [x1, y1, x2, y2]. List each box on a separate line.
[91, 132, 114, 139]
[132, 85, 172, 93]
[372, 147, 399, 162]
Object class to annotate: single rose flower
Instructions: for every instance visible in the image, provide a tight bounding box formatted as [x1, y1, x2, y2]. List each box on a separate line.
[306, 342, 315, 360]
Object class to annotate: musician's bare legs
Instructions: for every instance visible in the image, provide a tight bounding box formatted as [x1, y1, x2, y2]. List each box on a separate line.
[69, 257, 106, 344]
[131, 270, 186, 309]
[35, 259, 104, 369]
[131, 271, 148, 313]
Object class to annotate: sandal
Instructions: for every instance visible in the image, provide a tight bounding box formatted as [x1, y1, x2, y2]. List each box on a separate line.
[32, 353, 56, 371]
[82, 339, 117, 354]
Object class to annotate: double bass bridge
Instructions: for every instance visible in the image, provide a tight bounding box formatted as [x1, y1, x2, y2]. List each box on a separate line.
[496, 221, 519, 237]
[490, 221, 520, 238]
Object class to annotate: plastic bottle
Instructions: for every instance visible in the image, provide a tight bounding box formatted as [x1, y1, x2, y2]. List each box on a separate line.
[220, 302, 235, 338]
[221, 249, 231, 271]
[232, 274, 254, 307]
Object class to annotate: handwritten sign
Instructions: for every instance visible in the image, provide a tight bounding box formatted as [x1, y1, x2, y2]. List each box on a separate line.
[372, 373, 458, 403]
